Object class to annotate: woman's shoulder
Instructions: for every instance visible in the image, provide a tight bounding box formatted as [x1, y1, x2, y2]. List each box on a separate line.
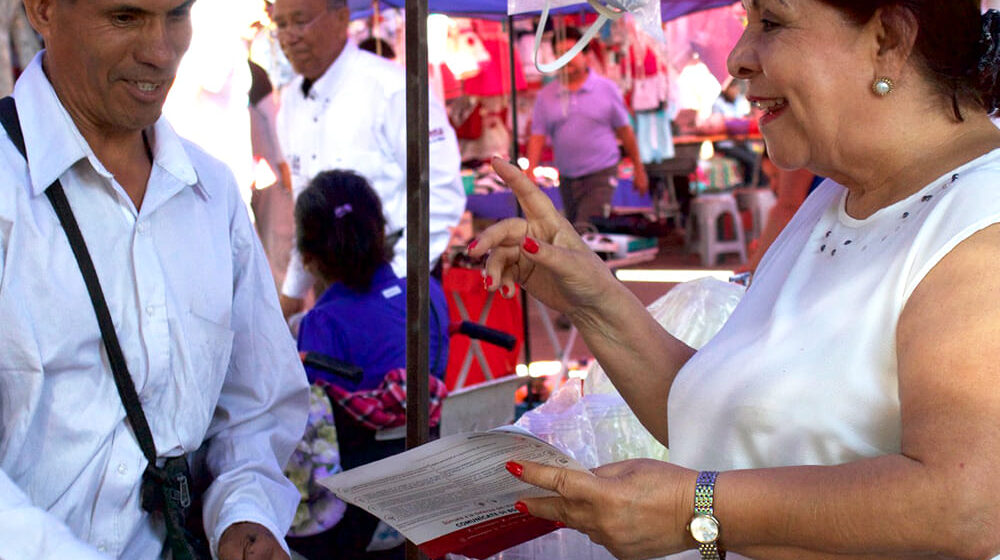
[920, 149, 1000, 213]
[298, 298, 349, 337]
[893, 148, 1000, 299]
[951, 147, 1000, 183]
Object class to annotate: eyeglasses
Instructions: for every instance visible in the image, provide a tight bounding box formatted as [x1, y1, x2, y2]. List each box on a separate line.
[270, 9, 329, 38]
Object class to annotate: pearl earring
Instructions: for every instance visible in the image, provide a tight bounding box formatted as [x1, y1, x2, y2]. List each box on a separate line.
[872, 77, 894, 97]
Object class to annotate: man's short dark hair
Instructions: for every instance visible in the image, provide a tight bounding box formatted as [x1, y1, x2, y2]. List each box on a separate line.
[327, 0, 347, 9]
[295, 170, 389, 292]
[549, 26, 584, 53]
[359, 37, 395, 59]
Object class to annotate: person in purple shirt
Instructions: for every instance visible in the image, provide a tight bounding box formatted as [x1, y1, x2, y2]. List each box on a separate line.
[527, 27, 648, 229]
[290, 169, 449, 560]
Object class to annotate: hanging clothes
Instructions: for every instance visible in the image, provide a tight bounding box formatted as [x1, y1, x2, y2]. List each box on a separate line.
[461, 19, 527, 97]
[633, 108, 675, 164]
[443, 18, 490, 80]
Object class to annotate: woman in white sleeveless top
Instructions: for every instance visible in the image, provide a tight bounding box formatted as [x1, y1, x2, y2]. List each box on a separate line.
[471, 1, 1000, 558]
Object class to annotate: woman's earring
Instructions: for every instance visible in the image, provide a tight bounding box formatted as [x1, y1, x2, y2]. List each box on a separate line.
[872, 77, 894, 97]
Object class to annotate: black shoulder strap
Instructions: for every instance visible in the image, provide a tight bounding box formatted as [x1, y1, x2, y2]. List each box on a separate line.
[0, 96, 159, 466]
[0, 97, 25, 157]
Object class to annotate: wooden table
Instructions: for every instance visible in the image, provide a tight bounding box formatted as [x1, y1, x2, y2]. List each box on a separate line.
[673, 132, 764, 145]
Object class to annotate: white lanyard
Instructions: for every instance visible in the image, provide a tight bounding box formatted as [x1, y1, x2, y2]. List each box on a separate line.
[532, 0, 626, 74]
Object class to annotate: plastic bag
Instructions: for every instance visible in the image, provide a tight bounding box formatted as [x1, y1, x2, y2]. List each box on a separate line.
[585, 276, 744, 395]
[449, 278, 743, 560]
[513, 379, 668, 468]
[445, 381, 668, 560]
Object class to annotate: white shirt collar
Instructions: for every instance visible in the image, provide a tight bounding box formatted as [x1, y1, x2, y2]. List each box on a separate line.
[12, 51, 198, 199]
[300, 40, 359, 100]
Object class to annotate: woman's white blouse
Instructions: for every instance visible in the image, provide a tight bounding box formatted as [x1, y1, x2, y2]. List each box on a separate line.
[666, 149, 1000, 559]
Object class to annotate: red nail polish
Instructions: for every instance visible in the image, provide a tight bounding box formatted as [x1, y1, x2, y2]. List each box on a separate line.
[554, 521, 566, 528]
[506, 461, 523, 477]
[468, 239, 478, 251]
[485, 276, 494, 288]
[514, 501, 528, 514]
[501, 286, 510, 297]
[523, 237, 539, 254]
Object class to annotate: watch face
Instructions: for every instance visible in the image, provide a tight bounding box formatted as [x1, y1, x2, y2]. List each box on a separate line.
[689, 514, 720, 543]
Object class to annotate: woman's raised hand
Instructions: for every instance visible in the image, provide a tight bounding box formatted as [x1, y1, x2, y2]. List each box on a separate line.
[468, 157, 617, 316]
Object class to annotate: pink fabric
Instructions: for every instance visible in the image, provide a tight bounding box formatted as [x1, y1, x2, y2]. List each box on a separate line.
[321, 369, 449, 431]
[665, 4, 745, 83]
[462, 20, 527, 97]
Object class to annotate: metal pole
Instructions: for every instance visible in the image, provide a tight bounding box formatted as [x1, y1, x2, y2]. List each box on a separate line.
[507, 16, 519, 163]
[405, 0, 430, 557]
[507, 15, 532, 365]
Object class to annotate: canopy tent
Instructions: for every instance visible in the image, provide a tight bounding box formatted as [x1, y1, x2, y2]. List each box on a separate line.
[351, 0, 744, 89]
[350, 0, 737, 21]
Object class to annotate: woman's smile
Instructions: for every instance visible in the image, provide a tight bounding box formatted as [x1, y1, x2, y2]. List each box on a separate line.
[748, 95, 789, 126]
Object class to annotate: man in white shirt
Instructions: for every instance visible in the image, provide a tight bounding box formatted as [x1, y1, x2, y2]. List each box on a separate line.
[0, 1, 309, 559]
[272, 0, 467, 318]
[710, 77, 762, 187]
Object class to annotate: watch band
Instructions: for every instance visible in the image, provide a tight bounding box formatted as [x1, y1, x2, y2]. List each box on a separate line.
[693, 471, 725, 560]
[698, 540, 725, 560]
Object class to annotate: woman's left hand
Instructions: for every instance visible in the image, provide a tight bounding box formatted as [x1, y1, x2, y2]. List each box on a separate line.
[512, 459, 699, 560]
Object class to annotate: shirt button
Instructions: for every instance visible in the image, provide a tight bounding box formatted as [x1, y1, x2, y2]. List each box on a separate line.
[97, 544, 107, 553]
[146, 305, 155, 316]
[137, 222, 148, 234]
[311, 154, 317, 160]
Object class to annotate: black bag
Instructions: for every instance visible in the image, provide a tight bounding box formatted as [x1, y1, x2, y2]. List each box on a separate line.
[589, 212, 673, 237]
[0, 97, 210, 560]
[141, 456, 210, 560]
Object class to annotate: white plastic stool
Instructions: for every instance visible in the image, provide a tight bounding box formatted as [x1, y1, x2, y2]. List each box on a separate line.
[734, 187, 777, 241]
[686, 193, 747, 266]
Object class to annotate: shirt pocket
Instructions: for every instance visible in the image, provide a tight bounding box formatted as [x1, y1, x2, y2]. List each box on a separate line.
[0, 368, 42, 459]
[181, 306, 235, 407]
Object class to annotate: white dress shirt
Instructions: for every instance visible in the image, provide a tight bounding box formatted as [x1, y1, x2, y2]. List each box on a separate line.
[276, 41, 466, 297]
[0, 53, 309, 559]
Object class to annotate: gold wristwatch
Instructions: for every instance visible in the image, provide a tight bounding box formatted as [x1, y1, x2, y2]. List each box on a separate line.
[687, 470, 725, 560]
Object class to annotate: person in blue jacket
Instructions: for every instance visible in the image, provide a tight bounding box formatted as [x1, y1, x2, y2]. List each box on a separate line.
[287, 169, 450, 560]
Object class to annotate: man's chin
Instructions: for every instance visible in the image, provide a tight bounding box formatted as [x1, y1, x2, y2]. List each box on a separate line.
[286, 57, 314, 78]
[116, 106, 163, 133]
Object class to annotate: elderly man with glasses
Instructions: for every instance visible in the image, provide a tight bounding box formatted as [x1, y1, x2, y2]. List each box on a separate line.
[271, 0, 466, 322]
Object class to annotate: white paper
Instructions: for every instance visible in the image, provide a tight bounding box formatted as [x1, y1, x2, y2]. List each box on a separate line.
[318, 427, 590, 558]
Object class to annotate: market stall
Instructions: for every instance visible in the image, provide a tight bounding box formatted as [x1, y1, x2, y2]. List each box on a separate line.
[247, 5, 748, 556]
[246, 2, 748, 558]
[388, 1, 744, 468]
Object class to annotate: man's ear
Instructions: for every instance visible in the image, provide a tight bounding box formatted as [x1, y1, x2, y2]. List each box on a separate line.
[872, 5, 919, 75]
[22, 0, 55, 38]
[301, 252, 318, 275]
[332, 5, 351, 30]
